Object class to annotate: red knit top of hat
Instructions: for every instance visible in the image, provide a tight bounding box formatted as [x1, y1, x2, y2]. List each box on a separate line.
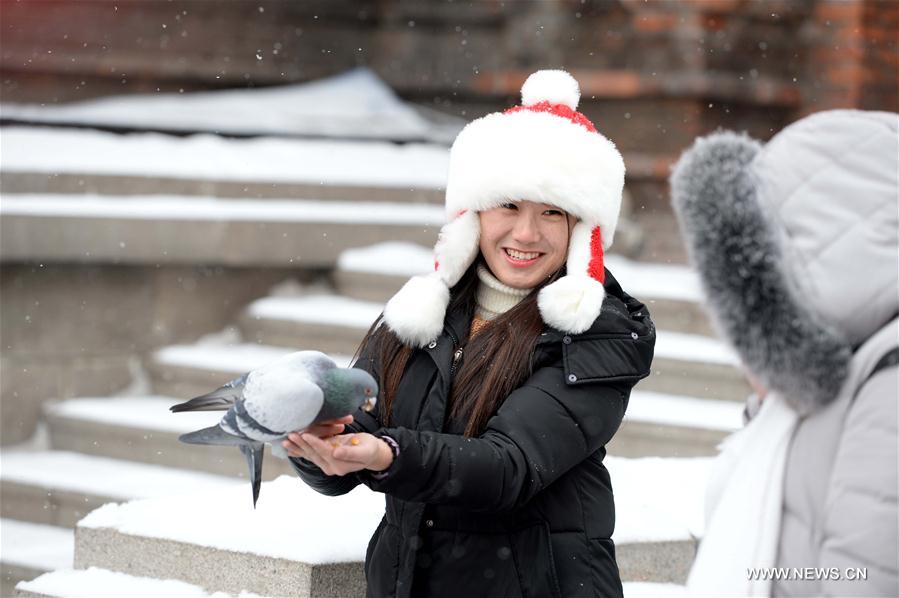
[505, 101, 597, 133]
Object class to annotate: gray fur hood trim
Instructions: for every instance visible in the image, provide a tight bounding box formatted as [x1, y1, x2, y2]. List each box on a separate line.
[670, 131, 852, 415]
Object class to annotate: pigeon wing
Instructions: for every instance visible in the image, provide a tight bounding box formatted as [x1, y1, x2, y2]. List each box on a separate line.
[243, 376, 325, 435]
[170, 373, 249, 412]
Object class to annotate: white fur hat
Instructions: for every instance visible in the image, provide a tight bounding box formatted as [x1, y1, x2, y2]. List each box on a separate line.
[384, 69, 626, 347]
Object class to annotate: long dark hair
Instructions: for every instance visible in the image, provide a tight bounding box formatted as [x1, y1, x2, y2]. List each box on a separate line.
[353, 259, 563, 437]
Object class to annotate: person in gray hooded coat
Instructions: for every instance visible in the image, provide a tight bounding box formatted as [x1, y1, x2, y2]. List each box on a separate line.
[670, 109, 897, 597]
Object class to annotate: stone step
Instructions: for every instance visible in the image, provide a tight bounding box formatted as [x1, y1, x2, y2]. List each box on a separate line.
[334, 243, 716, 337]
[610, 391, 741, 458]
[0, 126, 449, 200]
[69, 458, 706, 594]
[0, 194, 441, 267]
[238, 293, 749, 402]
[147, 342, 353, 401]
[146, 340, 741, 456]
[0, 450, 239, 528]
[44, 396, 300, 479]
[1, 519, 73, 598]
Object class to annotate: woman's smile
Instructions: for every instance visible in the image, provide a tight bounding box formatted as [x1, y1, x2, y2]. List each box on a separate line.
[479, 200, 575, 289]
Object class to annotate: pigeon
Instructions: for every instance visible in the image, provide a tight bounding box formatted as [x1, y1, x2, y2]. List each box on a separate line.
[170, 350, 377, 507]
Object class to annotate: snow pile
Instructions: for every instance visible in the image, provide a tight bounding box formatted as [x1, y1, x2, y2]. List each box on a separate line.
[16, 566, 261, 598]
[0, 127, 450, 188]
[604, 255, 703, 303]
[79, 475, 385, 565]
[0, 68, 458, 144]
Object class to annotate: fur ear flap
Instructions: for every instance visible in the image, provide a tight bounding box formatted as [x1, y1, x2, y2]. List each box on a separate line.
[383, 273, 450, 348]
[538, 275, 606, 334]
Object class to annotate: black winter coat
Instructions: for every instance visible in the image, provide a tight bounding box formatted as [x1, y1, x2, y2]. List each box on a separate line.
[292, 270, 655, 598]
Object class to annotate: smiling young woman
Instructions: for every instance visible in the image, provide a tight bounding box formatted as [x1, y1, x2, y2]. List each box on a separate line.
[478, 201, 577, 290]
[285, 69, 656, 598]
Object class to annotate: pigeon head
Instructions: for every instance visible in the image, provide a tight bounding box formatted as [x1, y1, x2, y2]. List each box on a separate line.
[322, 368, 379, 414]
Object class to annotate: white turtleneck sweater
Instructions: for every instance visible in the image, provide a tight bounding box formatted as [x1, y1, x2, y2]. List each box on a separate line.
[472, 264, 533, 336]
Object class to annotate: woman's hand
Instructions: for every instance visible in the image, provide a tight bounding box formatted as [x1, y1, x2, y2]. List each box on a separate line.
[283, 428, 394, 476]
[282, 414, 352, 458]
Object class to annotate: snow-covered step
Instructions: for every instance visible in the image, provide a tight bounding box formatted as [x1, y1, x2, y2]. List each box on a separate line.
[0, 194, 440, 267]
[147, 343, 353, 399]
[44, 396, 298, 479]
[238, 294, 382, 354]
[239, 293, 749, 401]
[1, 519, 73, 598]
[335, 243, 716, 336]
[609, 391, 742, 457]
[72, 459, 708, 594]
[0, 450, 240, 528]
[14, 567, 259, 598]
[0, 125, 450, 199]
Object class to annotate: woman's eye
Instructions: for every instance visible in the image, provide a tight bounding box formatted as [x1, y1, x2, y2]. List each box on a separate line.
[544, 209, 564, 217]
[501, 202, 518, 210]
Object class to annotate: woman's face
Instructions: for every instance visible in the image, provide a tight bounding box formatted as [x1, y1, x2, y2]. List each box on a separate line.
[478, 200, 575, 289]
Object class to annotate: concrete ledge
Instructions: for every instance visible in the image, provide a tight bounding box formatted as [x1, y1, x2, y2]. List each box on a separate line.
[617, 539, 696, 584]
[74, 526, 365, 598]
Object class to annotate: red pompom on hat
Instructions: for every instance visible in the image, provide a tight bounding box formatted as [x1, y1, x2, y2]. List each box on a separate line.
[384, 69, 626, 348]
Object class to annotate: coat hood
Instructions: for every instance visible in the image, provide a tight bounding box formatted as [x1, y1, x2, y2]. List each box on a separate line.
[670, 110, 898, 415]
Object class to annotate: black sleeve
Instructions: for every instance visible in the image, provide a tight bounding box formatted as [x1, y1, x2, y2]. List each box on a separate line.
[360, 365, 628, 512]
[290, 334, 385, 496]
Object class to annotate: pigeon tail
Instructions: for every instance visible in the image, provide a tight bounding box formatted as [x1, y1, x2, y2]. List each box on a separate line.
[240, 443, 264, 508]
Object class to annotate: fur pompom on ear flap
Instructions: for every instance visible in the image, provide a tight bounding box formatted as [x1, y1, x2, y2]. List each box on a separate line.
[537, 275, 606, 334]
[383, 273, 450, 348]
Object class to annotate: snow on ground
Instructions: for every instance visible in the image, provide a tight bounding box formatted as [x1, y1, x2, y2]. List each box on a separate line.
[0, 126, 449, 188]
[0, 194, 445, 226]
[626, 391, 742, 432]
[76, 456, 709, 568]
[79, 476, 384, 565]
[1, 68, 449, 144]
[0, 450, 239, 500]
[0, 518, 73, 571]
[16, 567, 260, 598]
[153, 343, 353, 373]
[608, 456, 710, 542]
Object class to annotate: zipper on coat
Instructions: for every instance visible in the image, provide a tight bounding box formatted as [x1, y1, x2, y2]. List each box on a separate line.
[446, 327, 463, 376]
[450, 347, 464, 376]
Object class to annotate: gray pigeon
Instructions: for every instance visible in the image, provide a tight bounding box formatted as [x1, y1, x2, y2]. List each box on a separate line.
[170, 350, 377, 507]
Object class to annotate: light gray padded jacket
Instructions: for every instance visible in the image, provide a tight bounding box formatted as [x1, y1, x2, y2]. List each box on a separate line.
[671, 110, 898, 597]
